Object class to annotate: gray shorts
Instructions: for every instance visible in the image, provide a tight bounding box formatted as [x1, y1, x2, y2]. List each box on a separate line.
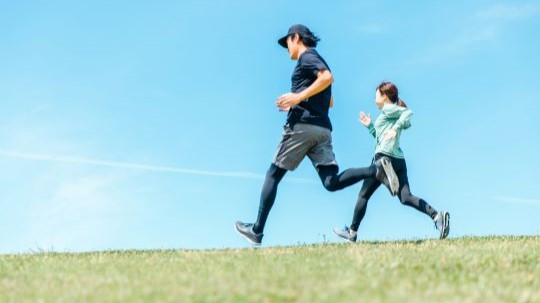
[273, 123, 338, 171]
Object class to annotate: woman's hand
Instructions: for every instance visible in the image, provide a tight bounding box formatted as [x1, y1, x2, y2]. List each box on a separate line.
[359, 111, 372, 126]
[384, 129, 397, 140]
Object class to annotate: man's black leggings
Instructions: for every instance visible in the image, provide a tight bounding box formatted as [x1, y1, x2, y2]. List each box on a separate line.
[350, 155, 438, 231]
[253, 163, 375, 234]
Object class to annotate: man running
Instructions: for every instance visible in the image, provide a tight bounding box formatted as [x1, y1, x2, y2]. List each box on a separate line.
[235, 24, 399, 245]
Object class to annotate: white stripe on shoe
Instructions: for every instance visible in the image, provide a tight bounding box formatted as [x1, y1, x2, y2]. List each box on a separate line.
[441, 212, 450, 239]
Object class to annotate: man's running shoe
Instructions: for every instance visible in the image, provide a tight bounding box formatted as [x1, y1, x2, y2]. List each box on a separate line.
[235, 221, 263, 245]
[333, 226, 357, 243]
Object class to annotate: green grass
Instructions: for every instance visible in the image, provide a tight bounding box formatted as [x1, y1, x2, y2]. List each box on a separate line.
[0, 236, 539, 303]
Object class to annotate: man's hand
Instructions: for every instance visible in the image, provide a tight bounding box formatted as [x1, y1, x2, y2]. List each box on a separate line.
[359, 111, 372, 126]
[276, 92, 303, 111]
[276, 70, 333, 111]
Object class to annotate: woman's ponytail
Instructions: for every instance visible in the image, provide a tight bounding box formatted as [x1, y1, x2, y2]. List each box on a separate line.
[397, 98, 407, 108]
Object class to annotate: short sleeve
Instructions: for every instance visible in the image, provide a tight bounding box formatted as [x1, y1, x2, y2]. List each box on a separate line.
[300, 52, 329, 78]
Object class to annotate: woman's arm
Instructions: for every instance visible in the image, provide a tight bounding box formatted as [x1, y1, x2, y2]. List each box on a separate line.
[392, 108, 413, 132]
[382, 106, 413, 140]
[359, 111, 376, 138]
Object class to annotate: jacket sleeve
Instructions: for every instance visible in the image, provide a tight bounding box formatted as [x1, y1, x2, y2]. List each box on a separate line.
[367, 122, 376, 138]
[391, 108, 413, 132]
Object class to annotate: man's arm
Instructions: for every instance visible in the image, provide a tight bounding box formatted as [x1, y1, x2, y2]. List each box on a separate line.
[276, 70, 333, 110]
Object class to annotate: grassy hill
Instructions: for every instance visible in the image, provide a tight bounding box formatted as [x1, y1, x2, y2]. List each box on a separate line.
[0, 236, 538, 303]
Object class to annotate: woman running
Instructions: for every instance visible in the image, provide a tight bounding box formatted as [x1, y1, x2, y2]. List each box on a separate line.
[333, 82, 450, 242]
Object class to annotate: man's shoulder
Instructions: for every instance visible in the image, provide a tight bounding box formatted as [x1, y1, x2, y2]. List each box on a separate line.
[300, 48, 322, 60]
[299, 48, 329, 69]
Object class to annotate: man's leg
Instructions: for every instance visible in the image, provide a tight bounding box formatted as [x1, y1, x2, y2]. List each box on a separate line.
[307, 129, 382, 192]
[317, 164, 376, 192]
[235, 163, 287, 244]
[253, 163, 287, 234]
[236, 124, 312, 244]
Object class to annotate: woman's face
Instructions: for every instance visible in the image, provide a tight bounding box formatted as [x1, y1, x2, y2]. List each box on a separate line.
[375, 89, 387, 109]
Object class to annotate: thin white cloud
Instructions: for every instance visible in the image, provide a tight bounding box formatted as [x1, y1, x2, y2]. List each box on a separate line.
[41, 173, 124, 219]
[477, 3, 540, 20]
[409, 3, 540, 65]
[493, 195, 540, 206]
[356, 23, 384, 34]
[26, 173, 128, 251]
[0, 149, 314, 183]
[425, 25, 498, 60]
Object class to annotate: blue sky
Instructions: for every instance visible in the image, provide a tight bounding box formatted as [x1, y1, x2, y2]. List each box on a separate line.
[1, 0, 539, 253]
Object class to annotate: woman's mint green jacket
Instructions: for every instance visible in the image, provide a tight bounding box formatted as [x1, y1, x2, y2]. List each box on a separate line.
[366, 103, 412, 159]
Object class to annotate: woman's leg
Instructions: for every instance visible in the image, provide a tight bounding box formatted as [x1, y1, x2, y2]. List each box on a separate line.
[350, 176, 381, 231]
[393, 158, 438, 219]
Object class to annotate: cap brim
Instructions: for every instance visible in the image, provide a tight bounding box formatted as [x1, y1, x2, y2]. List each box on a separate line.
[277, 35, 288, 48]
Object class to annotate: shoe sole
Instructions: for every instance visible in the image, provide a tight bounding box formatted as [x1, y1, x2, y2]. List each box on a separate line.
[333, 228, 357, 243]
[440, 212, 450, 239]
[381, 158, 399, 196]
[234, 224, 262, 246]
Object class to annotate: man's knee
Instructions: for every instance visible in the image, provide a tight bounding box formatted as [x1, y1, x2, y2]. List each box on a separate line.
[266, 163, 287, 181]
[323, 181, 340, 192]
[317, 165, 339, 191]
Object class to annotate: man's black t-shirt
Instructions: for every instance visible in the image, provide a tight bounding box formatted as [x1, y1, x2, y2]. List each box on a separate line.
[287, 48, 332, 130]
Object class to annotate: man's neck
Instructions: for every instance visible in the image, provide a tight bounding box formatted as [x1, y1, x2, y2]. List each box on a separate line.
[297, 45, 310, 58]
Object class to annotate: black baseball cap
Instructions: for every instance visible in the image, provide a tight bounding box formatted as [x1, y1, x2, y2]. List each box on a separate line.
[277, 24, 312, 48]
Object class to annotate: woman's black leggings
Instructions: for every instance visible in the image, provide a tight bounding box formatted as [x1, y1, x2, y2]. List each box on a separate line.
[350, 155, 438, 231]
[253, 163, 376, 234]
